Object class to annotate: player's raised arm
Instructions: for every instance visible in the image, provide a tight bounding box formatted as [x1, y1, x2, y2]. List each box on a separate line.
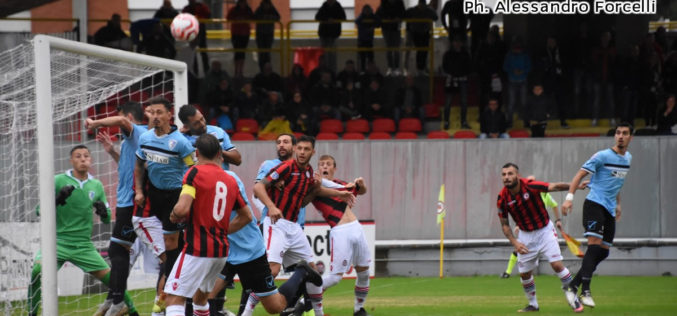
[85, 115, 133, 135]
[96, 130, 120, 163]
[547, 182, 571, 192]
[315, 185, 356, 207]
[561, 169, 590, 215]
[222, 148, 242, 166]
[354, 177, 368, 195]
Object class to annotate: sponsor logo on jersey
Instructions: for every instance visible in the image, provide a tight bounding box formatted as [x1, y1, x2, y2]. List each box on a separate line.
[168, 139, 177, 150]
[523, 192, 530, 200]
[270, 171, 279, 180]
[342, 259, 348, 266]
[146, 152, 170, 164]
[611, 170, 627, 179]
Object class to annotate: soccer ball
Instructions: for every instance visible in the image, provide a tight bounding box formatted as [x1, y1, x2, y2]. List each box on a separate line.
[170, 13, 199, 42]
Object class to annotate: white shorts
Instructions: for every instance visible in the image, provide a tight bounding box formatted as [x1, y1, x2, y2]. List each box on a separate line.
[129, 238, 161, 274]
[517, 221, 563, 273]
[264, 218, 313, 268]
[164, 251, 226, 298]
[132, 215, 165, 258]
[329, 220, 371, 274]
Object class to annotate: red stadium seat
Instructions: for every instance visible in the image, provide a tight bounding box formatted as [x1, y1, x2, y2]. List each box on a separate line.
[345, 119, 370, 133]
[398, 118, 422, 132]
[342, 132, 365, 140]
[423, 103, 441, 119]
[368, 132, 391, 140]
[293, 132, 305, 139]
[257, 133, 277, 141]
[231, 132, 256, 141]
[372, 118, 396, 133]
[453, 130, 477, 139]
[316, 132, 339, 140]
[427, 131, 450, 139]
[394, 132, 418, 139]
[236, 119, 259, 133]
[319, 119, 344, 133]
[508, 129, 530, 138]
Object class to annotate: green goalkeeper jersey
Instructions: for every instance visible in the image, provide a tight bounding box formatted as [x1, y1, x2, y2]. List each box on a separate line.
[45, 170, 111, 243]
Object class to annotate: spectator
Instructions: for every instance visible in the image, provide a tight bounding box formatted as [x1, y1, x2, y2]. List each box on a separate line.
[363, 79, 391, 120]
[310, 71, 339, 107]
[308, 54, 336, 88]
[394, 74, 424, 122]
[358, 60, 384, 89]
[337, 60, 360, 89]
[479, 97, 509, 139]
[314, 101, 341, 122]
[257, 91, 284, 127]
[376, 0, 406, 76]
[662, 46, 677, 95]
[527, 83, 549, 137]
[227, 0, 253, 77]
[339, 79, 364, 120]
[619, 45, 641, 125]
[572, 22, 593, 116]
[204, 60, 230, 96]
[641, 52, 662, 128]
[442, 37, 471, 129]
[287, 90, 315, 135]
[154, 0, 178, 19]
[441, 0, 467, 44]
[235, 82, 260, 119]
[475, 30, 506, 113]
[286, 64, 307, 98]
[94, 13, 131, 50]
[503, 37, 531, 127]
[315, 0, 347, 73]
[541, 35, 569, 128]
[657, 94, 677, 135]
[254, 0, 280, 72]
[467, 9, 493, 56]
[405, 0, 438, 76]
[135, 20, 175, 59]
[259, 108, 292, 138]
[355, 5, 380, 72]
[182, 0, 211, 72]
[590, 31, 617, 126]
[206, 78, 237, 123]
[655, 26, 669, 54]
[253, 62, 284, 94]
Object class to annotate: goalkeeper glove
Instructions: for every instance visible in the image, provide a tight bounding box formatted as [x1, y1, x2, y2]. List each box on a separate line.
[93, 201, 108, 219]
[56, 185, 75, 206]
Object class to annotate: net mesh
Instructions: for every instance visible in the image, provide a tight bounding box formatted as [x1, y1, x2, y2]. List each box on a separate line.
[0, 39, 174, 315]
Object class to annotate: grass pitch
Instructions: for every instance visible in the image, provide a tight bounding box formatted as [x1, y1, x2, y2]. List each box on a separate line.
[23, 275, 677, 315]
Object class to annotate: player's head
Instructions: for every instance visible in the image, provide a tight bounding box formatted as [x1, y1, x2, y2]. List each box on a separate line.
[295, 135, 316, 166]
[117, 101, 144, 123]
[318, 154, 337, 179]
[70, 145, 91, 173]
[501, 163, 520, 190]
[178, 104, 207, 135]
[614, 122, 633, 150]
[276, 133, 296, 161]
[195, 133, 221, 162]
[146, 97, 173, 130]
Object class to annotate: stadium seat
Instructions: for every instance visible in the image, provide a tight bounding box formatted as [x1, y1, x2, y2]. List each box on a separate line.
[345, 119, 370, 133]
[316, 132, 339, 140]
[342, 132, 365, 140]
[294, 132, 305, 139]
[257, 132, 277, 141]
[368, 132, 391, 140]
[372, 118, 396, 133]
[398, 118, 422, 133]
[427, 131, 450, 139]
[508, 129, 530, 138]
[231, 132, 256, 141]
[453, 130, 477, 139]
[319, 119, 344, 133]
[394, 132, 418, 139]
[236, 119, 259, 133]
[423, 103, 441, 119]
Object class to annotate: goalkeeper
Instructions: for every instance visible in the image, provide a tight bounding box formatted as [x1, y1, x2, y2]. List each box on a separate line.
[28, 145, 137, 316]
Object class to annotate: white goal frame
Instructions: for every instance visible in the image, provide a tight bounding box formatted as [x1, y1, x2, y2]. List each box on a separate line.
[33, 34, 188, 314]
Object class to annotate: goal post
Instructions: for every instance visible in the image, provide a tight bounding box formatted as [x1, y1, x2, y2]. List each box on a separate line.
[31, 34, 187, 315]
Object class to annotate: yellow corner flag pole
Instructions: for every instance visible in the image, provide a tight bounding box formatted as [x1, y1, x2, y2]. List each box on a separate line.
[436, 184, 446, 279]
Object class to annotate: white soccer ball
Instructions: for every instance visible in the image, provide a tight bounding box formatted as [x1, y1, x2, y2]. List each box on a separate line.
[170, 13, 199, 42]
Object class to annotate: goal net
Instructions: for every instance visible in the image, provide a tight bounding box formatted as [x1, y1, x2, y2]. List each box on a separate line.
[0, 35, 187, 315]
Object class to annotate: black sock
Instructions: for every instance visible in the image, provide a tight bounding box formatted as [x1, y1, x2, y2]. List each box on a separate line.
[164, 248, 181, 278]
[185, 297, 193, 315]
[238, 289, 251, 315]
[582, 247, 610, 292]
[574, 244, 603, 291]
[278, 266, 308, 307]
[596, 247, 610, 265]
[108, 242, 130, 304]
[209, 287, 226, 314]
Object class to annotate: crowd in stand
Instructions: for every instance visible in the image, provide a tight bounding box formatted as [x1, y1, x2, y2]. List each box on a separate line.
[89, 0, 677, 138]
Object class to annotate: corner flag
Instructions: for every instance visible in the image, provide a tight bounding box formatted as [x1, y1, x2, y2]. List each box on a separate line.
[436, 184, 446, 225]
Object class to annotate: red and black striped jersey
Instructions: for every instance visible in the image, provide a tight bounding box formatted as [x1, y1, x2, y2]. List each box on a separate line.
[182, 164, 245, 258]
[311, 179, 358, 228]
[264, 160, 315, 222]
[497, 178, 551, 232]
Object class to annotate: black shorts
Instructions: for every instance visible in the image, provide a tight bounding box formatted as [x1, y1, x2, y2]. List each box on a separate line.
[582, 199, 616, 246]
[147, 182, 183, 233]
[111, 206, 136, 246]
[226, 254, 277, 296]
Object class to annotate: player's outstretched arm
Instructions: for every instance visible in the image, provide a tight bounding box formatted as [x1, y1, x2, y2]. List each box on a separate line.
[561, 169, 590, 215]
[170, 193, 194, 223]
[501, 217, 528, 254]
[354, 177, 368, 195]
[315, 186, 356, 207]
[229, 205, 253, 234]
[222, 148, 242, 166]
[96, 130, 120, 163]
[85, 116, 133, 135]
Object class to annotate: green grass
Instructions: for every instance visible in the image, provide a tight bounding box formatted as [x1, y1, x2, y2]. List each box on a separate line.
[12, 276, 677, 315]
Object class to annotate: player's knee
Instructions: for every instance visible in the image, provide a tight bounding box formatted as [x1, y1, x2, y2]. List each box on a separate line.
[323, 273, 343, 289]
[519, 272, 532, 280]
[550, 261, 564, 273]
[270, 263, 281, 277]
[261, 295, 285, 314]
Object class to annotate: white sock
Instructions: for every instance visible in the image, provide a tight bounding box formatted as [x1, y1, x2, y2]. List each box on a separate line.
[557, 267, 573, 287]
[306, 281, 324, 316]
[241, 293, 260, 316]
[165, 304, 185, 316]
[521, 276, 538, 308]
[354, 270, 370, 312]
[322, 273, 342, 290]
[192, 302, 209, 316]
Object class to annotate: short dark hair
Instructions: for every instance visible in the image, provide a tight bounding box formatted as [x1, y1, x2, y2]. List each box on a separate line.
[178, 104, 198, 125]
[319, 154, 336, 167]
[615, 122, 634, 134]
[70, 144, 89, 155]
[297, 135, 315, 148]
[117, 101, 143, 122]
[277, 133, 297, 145]
[195, 134, 220, 160]
[147, 97, 172, 112]
[502, 162, 519, 170]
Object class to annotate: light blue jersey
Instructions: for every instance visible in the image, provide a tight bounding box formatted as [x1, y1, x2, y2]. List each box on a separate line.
[117, 124, 147, 207]
[255, 159, 306, 226]
[183, 125, 236, 170]
[225, 170, 266, 265]
[581, 148, 632, 215]
[136, 126, 195, 190]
